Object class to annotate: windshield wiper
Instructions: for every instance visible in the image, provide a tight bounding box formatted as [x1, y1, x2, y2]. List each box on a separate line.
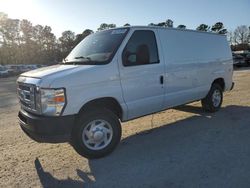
[74, 56, 92, 61]
[62, 56, 105, 65]
[62, 56, 94, 65]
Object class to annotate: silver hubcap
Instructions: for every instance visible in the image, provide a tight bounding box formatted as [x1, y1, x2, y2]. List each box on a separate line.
[82, 119, 113, 150]
[212, 89, 221, 107]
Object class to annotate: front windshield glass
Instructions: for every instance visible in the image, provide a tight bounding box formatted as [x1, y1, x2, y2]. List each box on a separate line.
[64, 28, 129, 65]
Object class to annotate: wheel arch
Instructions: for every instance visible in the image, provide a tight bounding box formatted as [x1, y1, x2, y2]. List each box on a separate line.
[78, 97, 123, 120]
[212, 78, 225, 91]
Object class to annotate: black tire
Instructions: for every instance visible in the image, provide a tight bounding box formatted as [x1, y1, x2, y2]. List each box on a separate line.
[201, 83, 223, 112]
[71, 108, 121, 159]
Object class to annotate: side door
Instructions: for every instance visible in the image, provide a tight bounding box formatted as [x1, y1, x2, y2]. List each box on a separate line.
[157, 29, 199, 108]
[118, 29, 165, 120]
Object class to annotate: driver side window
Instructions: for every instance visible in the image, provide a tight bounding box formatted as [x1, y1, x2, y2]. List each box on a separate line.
[122, 30, 159, 66]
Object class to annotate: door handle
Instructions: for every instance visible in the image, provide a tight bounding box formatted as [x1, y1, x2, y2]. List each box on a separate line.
[160, 75, 164, 84]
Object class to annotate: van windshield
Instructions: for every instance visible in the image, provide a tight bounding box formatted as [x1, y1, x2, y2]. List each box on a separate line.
[64, 28, 129, 65]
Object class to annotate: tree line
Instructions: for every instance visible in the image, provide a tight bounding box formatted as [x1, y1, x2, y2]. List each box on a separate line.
[148, 19, 250, 51]
[0, 13, 249, 65]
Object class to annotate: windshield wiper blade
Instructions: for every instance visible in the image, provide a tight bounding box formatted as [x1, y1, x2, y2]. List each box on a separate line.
[63, 61, 103, 65]
[74, 56, 92, 61]
[62, 56, 92, 65]
[62, 56, 102, 65]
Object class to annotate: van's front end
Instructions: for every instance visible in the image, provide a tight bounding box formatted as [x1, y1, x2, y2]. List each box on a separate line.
[17, 66, 77, 143]
[17, 61, 114, 143]
[17, 28, 129, 158]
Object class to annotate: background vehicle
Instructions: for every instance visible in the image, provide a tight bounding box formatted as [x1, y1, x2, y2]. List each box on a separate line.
[0, 64, 45, 77]
[246, 53, 250, 65]
[17, 26, 234, 159]
[0, 65, 9, 77]
[233, 54, 246, 67]
[232, 51, 250, 67]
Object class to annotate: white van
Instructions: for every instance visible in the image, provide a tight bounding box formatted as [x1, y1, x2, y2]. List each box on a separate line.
[17, 26, 234, 158]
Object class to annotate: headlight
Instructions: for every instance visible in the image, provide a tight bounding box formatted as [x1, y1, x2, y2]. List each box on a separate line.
[39, 88, 66, 116]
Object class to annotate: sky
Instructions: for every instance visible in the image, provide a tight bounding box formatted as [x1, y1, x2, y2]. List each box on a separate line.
[0, 0, 249, 37]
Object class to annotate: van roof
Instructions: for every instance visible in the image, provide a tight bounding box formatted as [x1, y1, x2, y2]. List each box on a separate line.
[113, 25, 226, 36]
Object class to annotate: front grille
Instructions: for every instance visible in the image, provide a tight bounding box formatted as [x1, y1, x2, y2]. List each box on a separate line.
[17, 83, 36, 112]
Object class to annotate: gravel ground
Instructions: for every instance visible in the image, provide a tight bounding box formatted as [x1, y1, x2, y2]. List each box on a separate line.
[0, 68, 250, 188]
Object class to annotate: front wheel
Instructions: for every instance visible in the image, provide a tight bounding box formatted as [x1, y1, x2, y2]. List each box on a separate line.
[71, 108, 121, 159]
[201, 83, 223, 112]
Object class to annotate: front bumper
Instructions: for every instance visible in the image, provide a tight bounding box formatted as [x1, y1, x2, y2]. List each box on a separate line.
[18, 110, 75, 143]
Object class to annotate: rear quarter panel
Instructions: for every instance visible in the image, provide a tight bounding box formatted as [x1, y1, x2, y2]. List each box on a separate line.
[158, 28, 233, 106]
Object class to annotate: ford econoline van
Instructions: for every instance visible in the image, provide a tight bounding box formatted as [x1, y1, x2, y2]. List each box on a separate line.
[17, 26, 234, 158]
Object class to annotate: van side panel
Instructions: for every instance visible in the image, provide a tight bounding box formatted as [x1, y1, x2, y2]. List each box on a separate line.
[158, 29, 233, 108]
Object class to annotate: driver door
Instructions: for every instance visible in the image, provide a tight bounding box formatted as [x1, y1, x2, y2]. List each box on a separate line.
[118, 29, 165, 120]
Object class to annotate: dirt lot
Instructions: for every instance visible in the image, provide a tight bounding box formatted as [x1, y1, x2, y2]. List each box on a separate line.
[0, 69, 250, 188]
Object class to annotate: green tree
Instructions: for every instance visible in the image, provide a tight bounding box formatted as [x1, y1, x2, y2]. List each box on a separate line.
[19, 19, 35, 64]
[148, 23, 156, 26]
[74, 29, 94, 46]
[20, 19, 33, 42]
[33, 24, 45, 62]
[59, 30, 76, 59]
[0, 12, 8, 45]
[149, 19, 173, 28]
[0, 15, 21, 64]
[196, 24, 210, 32]
[32, 24, 57, 64]
[165, 19, 173, 28]
[211, 22, 227, 34]
[97, 23, 116, 31]
[248, 26, 250, 43]
[0, 12, 9, 64]
[157, 22, 166, 27]
[42, 26, 57, 64]
[177, 25, 186, 29]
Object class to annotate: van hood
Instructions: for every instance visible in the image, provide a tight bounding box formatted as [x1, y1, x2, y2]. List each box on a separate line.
[21, 64, 82, 78]
[20, 64, 96, 87]
[21, 64, 96, 79]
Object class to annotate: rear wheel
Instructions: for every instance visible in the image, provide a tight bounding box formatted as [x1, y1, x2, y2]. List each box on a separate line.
[201, 83, 223, 112]
[71, 108, 121, 159]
